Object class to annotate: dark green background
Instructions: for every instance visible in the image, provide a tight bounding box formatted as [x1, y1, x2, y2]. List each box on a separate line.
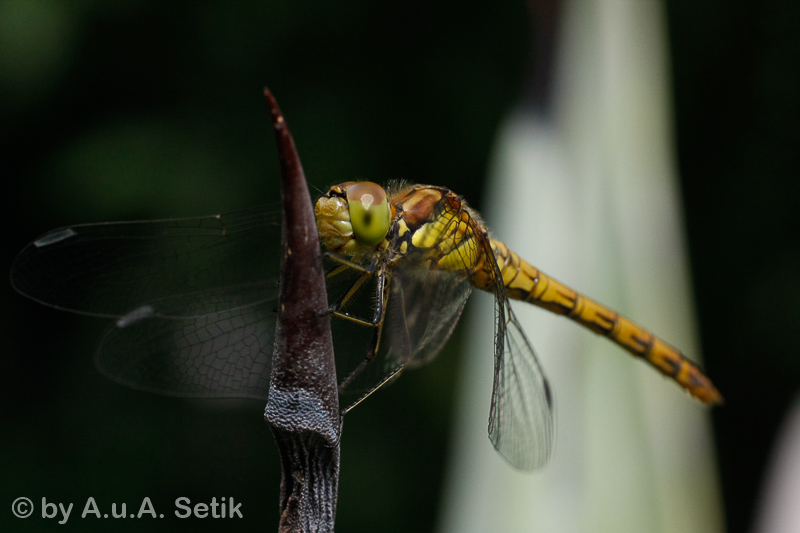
[2, 2, 798, 532]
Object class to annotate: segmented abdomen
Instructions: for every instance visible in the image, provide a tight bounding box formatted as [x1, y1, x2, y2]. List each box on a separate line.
[473, 240, 722, 405]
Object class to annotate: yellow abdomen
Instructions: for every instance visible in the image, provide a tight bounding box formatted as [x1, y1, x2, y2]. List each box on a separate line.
[474, 240, 722, 405]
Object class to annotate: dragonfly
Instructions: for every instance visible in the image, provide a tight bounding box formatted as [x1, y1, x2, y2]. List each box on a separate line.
[11, 181, 722, 470]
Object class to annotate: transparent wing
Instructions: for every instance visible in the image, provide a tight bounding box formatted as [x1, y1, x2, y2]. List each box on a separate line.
[97, 286, 277, 399]
[336, 266, 473, 409]
[488, 301, 554, 469]
[382, 189, 480, 369]
[334, 209, 475, 406]
[10, 205, 281, 317]
[11, 206, 282, 399]
[384, 267, 473, 368]
[482, 238, 554, 470]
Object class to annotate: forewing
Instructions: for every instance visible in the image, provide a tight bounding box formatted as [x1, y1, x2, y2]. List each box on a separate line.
[11, 205, 280, 317]
[96, 283, 278, 399]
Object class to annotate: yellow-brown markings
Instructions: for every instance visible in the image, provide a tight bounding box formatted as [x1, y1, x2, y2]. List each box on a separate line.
[478, 238, 722, 405]
[397, 189, 485, 276]
[395, 187, 442, 227]
[389, 184, 722, 405]
[397, 219, 410, 237]
[437, 212, 479, 272]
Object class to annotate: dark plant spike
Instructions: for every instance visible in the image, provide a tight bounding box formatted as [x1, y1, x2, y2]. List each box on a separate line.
[263, 88, 340, 533]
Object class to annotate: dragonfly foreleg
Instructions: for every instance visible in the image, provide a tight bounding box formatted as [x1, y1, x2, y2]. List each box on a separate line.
[321, 254, 380, 318]
[325, 262, 353, 279]
[338, 269, 391, 394]
[324, 253, 377, 276]
[326, 271, 372, 317]
[333, 311, 379, 327]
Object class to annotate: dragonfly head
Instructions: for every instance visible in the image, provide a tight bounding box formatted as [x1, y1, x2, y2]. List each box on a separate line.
[315, 181, 392, 256]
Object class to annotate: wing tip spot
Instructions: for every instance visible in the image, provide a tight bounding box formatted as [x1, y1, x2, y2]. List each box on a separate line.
[116, 304, 155, 328]
[34, 228, 77, 248]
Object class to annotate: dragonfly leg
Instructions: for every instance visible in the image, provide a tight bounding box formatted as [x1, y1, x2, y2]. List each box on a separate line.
[324, 253, 377, 275]
[338, 269, 391, 393]
[340, 363, 405, 416]
[320, 255, 379, 318]
[333, 310, 380, 327]
[325, 262, 353, 279]
[325, 271, 372, 317]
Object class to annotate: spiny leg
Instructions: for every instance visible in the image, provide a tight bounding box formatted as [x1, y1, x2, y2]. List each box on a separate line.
[325, 262, 353, 279]
[338, 268, 391, 393]
[327, 272, 371, 318]
[324, 255, 406, 406]
[325, 269, 381, 326]
[323, 254, 379, 317]
[324, 252, 377, 275]
[341, 363, 405, 416]
[340, 281, 411, 414]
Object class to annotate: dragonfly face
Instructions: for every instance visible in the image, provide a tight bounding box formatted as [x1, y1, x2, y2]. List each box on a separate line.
[315, 181, 392, 258]
[11, 180, 720, 471]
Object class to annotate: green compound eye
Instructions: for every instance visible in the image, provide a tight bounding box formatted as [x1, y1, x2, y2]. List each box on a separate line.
[346, 182, 391, 246]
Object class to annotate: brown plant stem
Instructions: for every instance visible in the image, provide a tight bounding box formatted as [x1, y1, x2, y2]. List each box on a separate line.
[263, 88, 340, 533]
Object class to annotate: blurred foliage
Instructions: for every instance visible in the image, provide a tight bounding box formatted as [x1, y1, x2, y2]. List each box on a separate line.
[1, 1, 798, 532]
